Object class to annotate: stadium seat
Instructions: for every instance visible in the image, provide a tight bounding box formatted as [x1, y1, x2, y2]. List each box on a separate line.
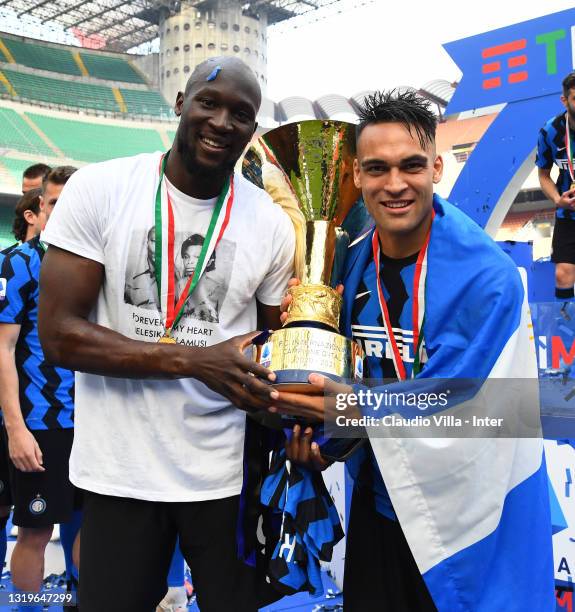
[119, 88, 173, 118]
[0, 205, 14, 248]
[2, 68, 119, 113]
[0, 107, 53, 156]
[1, 37, 82, 77]
[80, 52, 147, 84]
[26, 113, 165, 163]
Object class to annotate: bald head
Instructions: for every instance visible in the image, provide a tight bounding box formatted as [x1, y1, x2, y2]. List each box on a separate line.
[184, 56, 261, 108]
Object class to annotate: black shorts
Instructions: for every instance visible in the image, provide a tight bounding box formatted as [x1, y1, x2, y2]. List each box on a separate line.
[5, 428, 82, 528]
[552, 216, 575, 264]
[79, 491, 277, 612]
[0, 423, 12, 508]
[344, 485, 437, 611]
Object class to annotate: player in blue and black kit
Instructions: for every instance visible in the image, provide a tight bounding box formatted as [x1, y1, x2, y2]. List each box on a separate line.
[0, 166, 80, 609]
[537, 72, 575, 304]
[0, 188, 45, 578]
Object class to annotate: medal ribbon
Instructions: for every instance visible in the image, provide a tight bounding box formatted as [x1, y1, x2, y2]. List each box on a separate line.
[565, 113, 575, 185]
[154, 152, 234, 337]
[371, 212, 433, 380]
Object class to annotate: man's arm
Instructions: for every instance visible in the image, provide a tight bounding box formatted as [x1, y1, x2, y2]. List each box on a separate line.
[38, 246, 276, 411]
[0, 324, 44, 472]
[538, 167, 575, 208]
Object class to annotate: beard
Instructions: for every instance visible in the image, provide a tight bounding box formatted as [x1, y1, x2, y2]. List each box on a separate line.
[176, 131, 236, 178]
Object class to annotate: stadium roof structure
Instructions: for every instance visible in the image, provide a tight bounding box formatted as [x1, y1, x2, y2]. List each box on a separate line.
[2, 0, 344, 52]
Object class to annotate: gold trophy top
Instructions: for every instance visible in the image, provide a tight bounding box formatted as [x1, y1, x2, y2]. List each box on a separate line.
[246, 120, 361, 331]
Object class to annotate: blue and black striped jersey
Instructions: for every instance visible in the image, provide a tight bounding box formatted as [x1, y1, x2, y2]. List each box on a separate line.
[348, 251, 419, 520]
[0, 236, 74, 430]
[536, 112, 575, 219]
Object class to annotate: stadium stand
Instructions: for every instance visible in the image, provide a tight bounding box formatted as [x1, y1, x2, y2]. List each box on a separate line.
[1, 68, 119, 113]
[119, 88, 173, 117]
[26, 112, 165, 163]
[0, 107, 53, 156]
[0, 36, 82, 77]
[80, 52, 146, 84]
[0, 205, 14, 248]
[0, 157, 35, 185]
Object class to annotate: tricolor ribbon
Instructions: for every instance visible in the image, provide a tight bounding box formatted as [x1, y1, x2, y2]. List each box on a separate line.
[371, 213, 433, 380]
[154, 152, 234, 339]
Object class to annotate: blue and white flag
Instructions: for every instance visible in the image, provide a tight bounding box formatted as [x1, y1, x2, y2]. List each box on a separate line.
[341, 195, 555, 611]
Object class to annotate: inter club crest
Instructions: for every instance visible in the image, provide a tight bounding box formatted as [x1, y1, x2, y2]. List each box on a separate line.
[29, 495, 47, 515]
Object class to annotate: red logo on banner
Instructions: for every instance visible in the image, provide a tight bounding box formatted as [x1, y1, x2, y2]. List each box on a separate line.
[557, 588, 573, 612]
[481, 39, 528, 89]
[552, 337, 575, 369]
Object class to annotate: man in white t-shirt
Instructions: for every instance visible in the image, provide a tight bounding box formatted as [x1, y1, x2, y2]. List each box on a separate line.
[38, 57, 294, 612]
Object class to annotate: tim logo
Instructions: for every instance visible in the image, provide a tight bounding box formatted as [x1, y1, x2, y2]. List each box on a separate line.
[0, 278, 5, 301]
[481, 28, 572, 89]
[482, 39, 528, 89]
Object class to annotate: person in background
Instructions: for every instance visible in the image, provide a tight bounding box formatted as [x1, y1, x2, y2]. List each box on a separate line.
[21, 164, 51, 195]
[0, 188, 44, 577]
[0, 167, 81, 612]
[537, 72, 575, 309]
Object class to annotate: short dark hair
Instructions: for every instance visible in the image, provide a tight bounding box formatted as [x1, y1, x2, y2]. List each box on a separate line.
[23, 163, 51, 180]
[356, 89, 437, 149]
[181, 234, 216, 272]
[12, 187, 41, 242]
[42, 165, 77, 193]
[181, 234, 204, 256]
[563, 72, 575, 97]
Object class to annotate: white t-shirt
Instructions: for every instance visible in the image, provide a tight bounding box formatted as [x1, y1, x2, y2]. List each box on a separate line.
[42, 152, 295, 502]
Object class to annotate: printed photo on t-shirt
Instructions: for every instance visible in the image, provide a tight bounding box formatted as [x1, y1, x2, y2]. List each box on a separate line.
[123, 227, 236, 323]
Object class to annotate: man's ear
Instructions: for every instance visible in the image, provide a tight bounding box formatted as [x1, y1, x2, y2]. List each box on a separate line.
[23, 209, 35, 225]
[174, 91, 184, 117]
[432, 154, 444, 184]
[353, 158, 361, 189]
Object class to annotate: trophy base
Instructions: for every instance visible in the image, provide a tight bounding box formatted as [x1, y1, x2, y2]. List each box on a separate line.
[256, 326, 363, 393]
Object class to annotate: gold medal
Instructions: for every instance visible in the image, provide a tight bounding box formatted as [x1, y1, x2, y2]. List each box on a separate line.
[158, 333, 177, 344]
[571, 182, 575, 191]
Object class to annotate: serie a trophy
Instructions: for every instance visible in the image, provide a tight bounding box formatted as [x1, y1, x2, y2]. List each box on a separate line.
[248, 120, 365, 394]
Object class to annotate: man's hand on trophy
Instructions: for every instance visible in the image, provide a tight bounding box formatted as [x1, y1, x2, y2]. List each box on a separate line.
[195, 331, 276, 413]
[285, 424, 332, 471]
[280, 279, 344, 325]
[268, 373, 355, 422]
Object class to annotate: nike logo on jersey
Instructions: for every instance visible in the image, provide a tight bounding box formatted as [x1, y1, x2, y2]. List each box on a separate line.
[355, 290, 371, 300]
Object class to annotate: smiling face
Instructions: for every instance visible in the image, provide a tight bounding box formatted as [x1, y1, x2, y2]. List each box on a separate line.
[174, 62, 260, 177]
[353, 121, 443, 258]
